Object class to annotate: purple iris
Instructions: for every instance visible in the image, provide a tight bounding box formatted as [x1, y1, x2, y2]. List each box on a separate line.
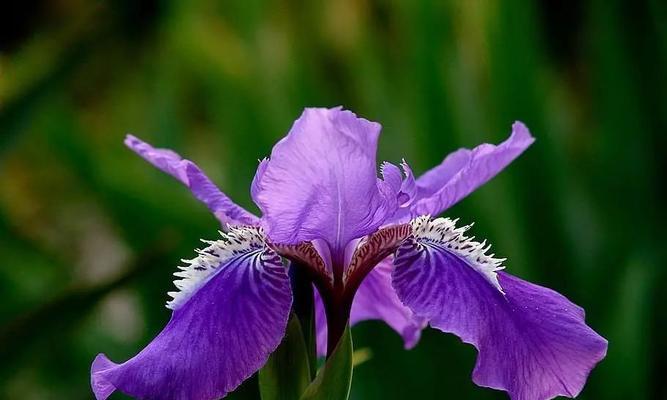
[91, 107, 607, 400]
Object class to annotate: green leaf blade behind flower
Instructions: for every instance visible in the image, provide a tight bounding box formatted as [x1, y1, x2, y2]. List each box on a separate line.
[300, 325, 353, 400]
[259, 315, 312, 400]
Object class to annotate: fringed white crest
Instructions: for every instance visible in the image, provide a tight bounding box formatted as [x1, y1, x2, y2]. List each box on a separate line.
[167, 226, 267, 310]
[410, 215, 506, 293]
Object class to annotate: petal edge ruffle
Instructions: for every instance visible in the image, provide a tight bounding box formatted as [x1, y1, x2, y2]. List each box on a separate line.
[91, 237, 291, 400]
[411, 122, 534, 217]
[392, 218, 607, 400]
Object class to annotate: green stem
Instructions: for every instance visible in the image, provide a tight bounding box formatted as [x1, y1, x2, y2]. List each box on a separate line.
[290, 263, 317, 379]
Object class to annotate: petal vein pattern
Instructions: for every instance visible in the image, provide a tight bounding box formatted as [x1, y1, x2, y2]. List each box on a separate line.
[252, 107, 397, 252]
[168, 226, 268, 309]
[91, 227, 292, 400]
[409, 216, 505, 291]
[392, 217, 607, 400]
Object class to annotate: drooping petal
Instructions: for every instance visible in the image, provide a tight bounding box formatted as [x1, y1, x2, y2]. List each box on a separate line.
[252, 107, 397, 254]
[411, 122, 534, 216]
[91, 227, 292, 400]
[349, 259, 426, 348]
[392, 217, 607, 400]
[125, 135, 259, 226]
[314, 258, 426, 356]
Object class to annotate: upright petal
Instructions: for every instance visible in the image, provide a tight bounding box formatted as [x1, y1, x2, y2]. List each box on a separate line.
[392, 217, 607, 400]
[411, 122, 534, 216]
[252, 107, 396, 254]
[381, 161, 417, 207]
[125, 135, 259, 226]
[314, 259, 426, 356]
[91, 227, 292, 400]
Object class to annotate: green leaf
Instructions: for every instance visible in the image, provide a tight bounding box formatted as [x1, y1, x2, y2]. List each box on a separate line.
[259, 315, 312, 400]
[299, 325, 353, 400]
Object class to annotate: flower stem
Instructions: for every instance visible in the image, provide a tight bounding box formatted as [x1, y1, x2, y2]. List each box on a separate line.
[324, 293, 353, 359]
[290, 263, 317, 379]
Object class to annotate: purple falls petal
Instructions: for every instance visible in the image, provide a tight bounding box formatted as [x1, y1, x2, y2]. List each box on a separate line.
[314, 258, 426, 356]
[91, 245, 292, 400]
[125, 135, 259, 226]
[411, 122, 535, 216]
[392, 237, 607, 400]
[252, 107, 397, 254]
[349, 258, 427, 348]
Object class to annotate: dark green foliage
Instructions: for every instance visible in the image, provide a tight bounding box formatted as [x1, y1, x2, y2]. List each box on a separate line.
[259, 315, 313, 400]
[0, 1, 664, 399]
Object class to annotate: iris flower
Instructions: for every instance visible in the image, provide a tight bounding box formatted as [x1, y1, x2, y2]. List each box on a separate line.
[91, 107, 607, 400]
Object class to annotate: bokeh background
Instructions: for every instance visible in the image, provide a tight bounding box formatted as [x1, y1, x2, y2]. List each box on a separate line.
[1, 0, 665, 399]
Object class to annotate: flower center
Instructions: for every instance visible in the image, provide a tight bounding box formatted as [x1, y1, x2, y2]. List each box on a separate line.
[272, 223, 412, 356]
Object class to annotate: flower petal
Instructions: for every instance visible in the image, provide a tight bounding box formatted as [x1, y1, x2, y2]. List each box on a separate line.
[380, 161, 417, 208]
[350, 259, 426, 348]
[314, 258, 426, 356]
[91, 228, 292, 400]
[392, 218, 607, 400]
[252, 107, 396, 253]
[125, 135, 259, 226]
[411, 122, 534, 216]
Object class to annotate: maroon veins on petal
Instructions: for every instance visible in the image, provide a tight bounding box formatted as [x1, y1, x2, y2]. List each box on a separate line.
[275, 223, 414, 356]
[103, 107, 584, 400]
[314, 257, 427, 356]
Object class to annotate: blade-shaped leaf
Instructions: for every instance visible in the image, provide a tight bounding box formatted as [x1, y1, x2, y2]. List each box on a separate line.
[300, 325, 353, 400]
[259, 315, 312, 400]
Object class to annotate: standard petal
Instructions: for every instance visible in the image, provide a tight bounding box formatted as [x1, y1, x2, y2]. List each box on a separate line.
[392, 218, 607, 400]
[91, 228, 292, 400]
[411, 122, 534, 216]
[125, 135, 259, 226]
[314, 259, 426, 356]
[381, 161, 417, 207]
[253, 107, 396, 253]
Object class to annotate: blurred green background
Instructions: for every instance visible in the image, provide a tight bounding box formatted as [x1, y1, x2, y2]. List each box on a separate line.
[1, 0, 665, 399]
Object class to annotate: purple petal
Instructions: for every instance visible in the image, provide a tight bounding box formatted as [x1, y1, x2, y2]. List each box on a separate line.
[411, 122, 534, 216]
[251, 157, 269, 200]
[252, 107, 397, 254]
[314, 258, 426, 356]
[91, 230, 292, 400]
[392, 219, 607, 400]
[398, 160, 417, 205]
[125, 135, 259, 226]
[381, 161, 417, 207]
[350, 259, 426, 348]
